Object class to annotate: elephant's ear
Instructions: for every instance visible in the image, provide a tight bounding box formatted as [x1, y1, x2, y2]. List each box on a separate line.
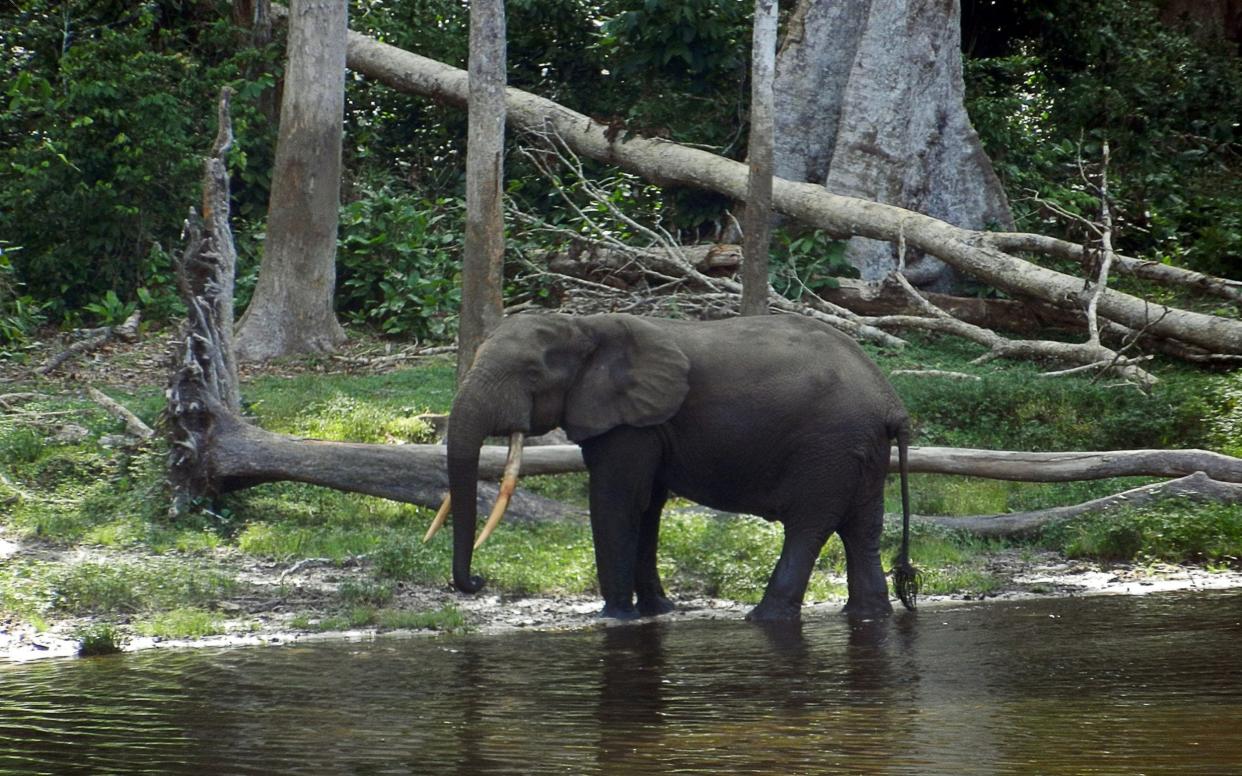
[562, 315, 690, 443]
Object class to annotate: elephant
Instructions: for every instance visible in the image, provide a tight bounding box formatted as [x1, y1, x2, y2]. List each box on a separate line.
[432, 312, 918, 621]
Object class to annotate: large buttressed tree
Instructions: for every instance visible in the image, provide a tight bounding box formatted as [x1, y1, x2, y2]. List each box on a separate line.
[774, 0, 1013, 289]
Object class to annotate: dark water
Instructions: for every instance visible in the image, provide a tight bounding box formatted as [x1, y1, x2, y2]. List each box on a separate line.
[2, 590, 1241, 775]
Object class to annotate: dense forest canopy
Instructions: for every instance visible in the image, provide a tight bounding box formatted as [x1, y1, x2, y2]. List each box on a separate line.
[1, 0, 1239, 344]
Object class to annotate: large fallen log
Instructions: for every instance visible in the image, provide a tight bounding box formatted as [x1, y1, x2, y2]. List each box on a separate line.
[303, 6, 1242, 356]
[479, 444, 1242, 484]
[985, 231, 1242, 305]
[205, 406, 578, 522]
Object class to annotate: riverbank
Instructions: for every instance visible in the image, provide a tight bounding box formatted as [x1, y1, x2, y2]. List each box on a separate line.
[5, 521, 1241, 663]
[3, 328, 1240, 663]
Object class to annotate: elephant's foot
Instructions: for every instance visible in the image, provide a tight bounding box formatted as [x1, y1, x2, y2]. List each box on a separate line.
[637, 594, 675, 617]
[841, 596, 893, 618]
[599, 602, 642, 621]
[745, 599, 802, 623]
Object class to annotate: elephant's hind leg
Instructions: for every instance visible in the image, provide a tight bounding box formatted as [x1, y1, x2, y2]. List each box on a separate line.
[636, 483, 674, 616]
[746, 504, 844, 622]
[838, 485, 894, 617]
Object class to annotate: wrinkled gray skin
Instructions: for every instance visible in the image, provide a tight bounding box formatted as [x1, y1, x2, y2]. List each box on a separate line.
[447, 313, 911, 621]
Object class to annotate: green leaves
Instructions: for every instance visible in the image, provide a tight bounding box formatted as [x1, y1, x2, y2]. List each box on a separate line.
[336, 191, 465, 341]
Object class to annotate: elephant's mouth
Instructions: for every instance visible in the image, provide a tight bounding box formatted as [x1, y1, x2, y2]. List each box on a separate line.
[426, 431, 525, 547]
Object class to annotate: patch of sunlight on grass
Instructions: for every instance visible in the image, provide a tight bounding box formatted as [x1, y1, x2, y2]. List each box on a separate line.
[135, 607, 227, 639]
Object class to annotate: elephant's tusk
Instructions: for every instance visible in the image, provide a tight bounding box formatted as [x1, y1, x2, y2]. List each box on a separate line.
[423, 493, 452, 543]
[474, 432, 524, 549]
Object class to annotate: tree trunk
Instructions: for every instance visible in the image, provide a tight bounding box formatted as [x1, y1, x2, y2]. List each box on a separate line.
[773, 0, 1013, 289]
[457, 0, 508, 383]
[740, 0, 777, 317]
[234, 0, 347, 362]
[206, 409, 577, 522]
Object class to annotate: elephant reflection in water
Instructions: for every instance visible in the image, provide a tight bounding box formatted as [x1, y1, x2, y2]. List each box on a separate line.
[592, 617, 917, 770]
[429, 313, 919, 621]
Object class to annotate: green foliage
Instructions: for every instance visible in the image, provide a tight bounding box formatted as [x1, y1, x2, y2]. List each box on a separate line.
[1210, 371, 1242, 458]
[337, 190, 464, 341]
[0, 244, 47, 355]
[965, 0, 1242, 276]
[0, 427, 46, 466]
[0, 1, 280, 319]
[600, 0, 747, 81]
[1046, 500, 1242, 566]
[73, 622, 127, 657]
[82, 290, 137, 327]
[769, 229, 858, 299]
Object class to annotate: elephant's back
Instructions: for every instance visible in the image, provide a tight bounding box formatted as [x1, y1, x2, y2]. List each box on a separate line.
[672, 315, 901, 414]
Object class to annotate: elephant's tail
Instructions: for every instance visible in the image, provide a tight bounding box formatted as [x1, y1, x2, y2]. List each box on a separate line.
[889, 417, 920, 611]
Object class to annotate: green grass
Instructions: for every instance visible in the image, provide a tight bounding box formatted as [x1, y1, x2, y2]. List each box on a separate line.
[0, 557, 241, 618]
[877, 333, 1237, 453]
[134, 607, 228, 639]
[290, 604, 465, 633]
[245, 364, 456, 437]
[73, 622, 127, 657]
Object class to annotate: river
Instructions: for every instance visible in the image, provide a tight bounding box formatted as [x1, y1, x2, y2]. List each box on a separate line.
[2, 589, 1240, 774]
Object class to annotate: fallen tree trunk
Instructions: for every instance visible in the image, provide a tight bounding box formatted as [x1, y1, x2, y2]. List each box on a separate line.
[822, 276, 1087, 335]
[483, 444, 1242, 483]
[985, 231, 1242, 305]
[914, 472, 1242, 539]
[308, 7, 1242, 356]
[206, 407, 579, 522]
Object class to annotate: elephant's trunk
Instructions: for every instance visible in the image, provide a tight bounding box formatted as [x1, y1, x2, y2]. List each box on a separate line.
[443, 373, 529, 594]
[446, 411, 489, 594]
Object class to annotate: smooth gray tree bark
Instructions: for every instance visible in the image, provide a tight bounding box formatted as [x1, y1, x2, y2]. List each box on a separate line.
[234, 0, 348, 362]
[740, 0, 778, 316]
[457, 0, 508, 382]
[773, 0, 1013, 289]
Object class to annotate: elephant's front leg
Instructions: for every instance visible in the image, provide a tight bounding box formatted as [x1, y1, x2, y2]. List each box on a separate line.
[582, 429, 664, 620]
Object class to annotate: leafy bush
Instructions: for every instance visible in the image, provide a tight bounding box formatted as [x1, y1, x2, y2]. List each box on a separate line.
[0, 2, 279, 319]
[769, 229, 858, 299]
[74, 622, 127, 657]
[0, 244, 46, 355]
[964, 0, 1242, 276]
[336, 190, 464, 341]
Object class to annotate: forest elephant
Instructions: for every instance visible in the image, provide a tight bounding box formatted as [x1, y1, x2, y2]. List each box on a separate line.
[428, 312, 918, 621]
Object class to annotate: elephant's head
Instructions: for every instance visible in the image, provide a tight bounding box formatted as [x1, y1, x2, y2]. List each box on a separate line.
[437, 313, 690, 594]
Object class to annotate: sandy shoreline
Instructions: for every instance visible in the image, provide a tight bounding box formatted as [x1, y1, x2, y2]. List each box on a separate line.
[5, 536, 1240, 664]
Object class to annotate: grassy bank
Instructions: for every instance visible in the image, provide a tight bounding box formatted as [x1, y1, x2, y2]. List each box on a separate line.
[2, 330, 1240, 653]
